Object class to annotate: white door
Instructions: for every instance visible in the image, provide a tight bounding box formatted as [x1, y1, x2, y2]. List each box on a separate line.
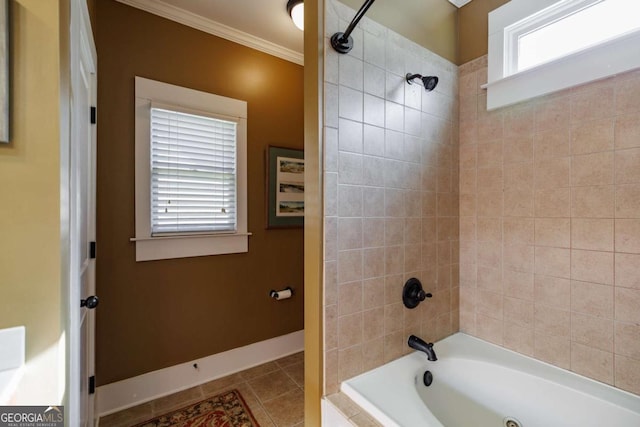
[70, 1, 97, 426]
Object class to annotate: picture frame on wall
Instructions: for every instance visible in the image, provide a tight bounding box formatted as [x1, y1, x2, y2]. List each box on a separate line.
[266, 146, 304, 228]
[0, 0, 9, 143]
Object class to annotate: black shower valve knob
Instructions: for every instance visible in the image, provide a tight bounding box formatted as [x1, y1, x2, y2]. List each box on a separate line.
[402, 278, 432, 309]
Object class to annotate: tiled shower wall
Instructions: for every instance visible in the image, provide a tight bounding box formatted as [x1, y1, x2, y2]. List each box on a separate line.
[323, 0, 459, 394]
[459, 56, 640, 395]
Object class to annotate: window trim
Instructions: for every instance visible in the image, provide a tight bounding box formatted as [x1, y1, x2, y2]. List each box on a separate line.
[133, 77, 249, 261]
[486, 0, 640, 110]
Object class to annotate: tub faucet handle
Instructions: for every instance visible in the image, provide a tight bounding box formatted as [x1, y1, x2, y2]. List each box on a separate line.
[402, 278, 432, 309]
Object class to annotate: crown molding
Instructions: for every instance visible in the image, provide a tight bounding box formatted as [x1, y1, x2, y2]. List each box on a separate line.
[115, 0, 304, 65]
[448, 0, 473, 7]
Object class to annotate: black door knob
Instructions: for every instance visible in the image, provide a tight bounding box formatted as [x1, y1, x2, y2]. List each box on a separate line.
[81, 295, 99, 309]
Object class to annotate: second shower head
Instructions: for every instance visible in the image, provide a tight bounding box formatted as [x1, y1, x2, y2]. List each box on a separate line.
[406, 73, 439, 92]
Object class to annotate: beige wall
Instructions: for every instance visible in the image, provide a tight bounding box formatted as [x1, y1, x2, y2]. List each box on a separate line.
[338, 0, 511, 65]
[340, 0, 458, 64]
[0, 0, 65, 403]
[457, 0, 509, 64]
[323, 0, 459, 395]
[95, 0, 305, 385]
[458, 56, 640, 395]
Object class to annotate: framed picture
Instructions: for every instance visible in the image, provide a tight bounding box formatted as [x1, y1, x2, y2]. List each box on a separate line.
[0, 0, 8, 143]
[266, 146, 304, 228]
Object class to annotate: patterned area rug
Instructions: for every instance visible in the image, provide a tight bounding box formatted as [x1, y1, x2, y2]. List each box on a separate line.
[133, 389, 260, 427]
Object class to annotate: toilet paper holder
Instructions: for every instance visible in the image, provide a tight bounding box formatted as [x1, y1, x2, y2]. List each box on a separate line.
[270, 287, 293, 300]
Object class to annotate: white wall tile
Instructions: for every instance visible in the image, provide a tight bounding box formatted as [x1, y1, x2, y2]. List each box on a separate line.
[326, 41, 340, 85]
[325, 217, 337, 262]
[349, 27, 364, 60]
[339, 152, 364, 185]
[363, 187, 385, 218]
[385, 188, 406, 218]
[385, 39, 405, 76]
[338, 218, 363, 250]
[363, 124, 385, 156]
[364, 30, 385, 69]
[384, 158, 407, 189]
[325, 83, 339, 128]
[384, 129, 404, 160]
[340, 55, 364, 91]
[339, 118, 363, 153]
[364, 63, 386, 98]
[407, 163, 422, 190]
[339, 85, 363, 122]
[405, 106, 422, 137]
[364, 94, 385, 127]
[404, 135, 423, 164]
[325, 127, 339, 172]
[325, 172, 338, 217]
[385, 101, 404, 132]
[385, 72, 405, 104]
[363, 155, 385, 186]
[405, 55, 423, 84]
[338, 184, 363, 217]
[405, 81, 422, 111]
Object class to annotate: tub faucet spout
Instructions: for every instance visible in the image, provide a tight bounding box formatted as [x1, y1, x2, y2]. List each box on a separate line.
[408, 335, 437, 361]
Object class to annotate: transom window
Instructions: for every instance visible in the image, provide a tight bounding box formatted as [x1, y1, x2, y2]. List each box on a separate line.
[487, 0, 640, 110]
[509, 0, 640, 74]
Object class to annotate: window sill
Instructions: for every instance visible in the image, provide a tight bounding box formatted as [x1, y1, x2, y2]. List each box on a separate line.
[131, 232, 251, 261]
[486, 29, 640, 110]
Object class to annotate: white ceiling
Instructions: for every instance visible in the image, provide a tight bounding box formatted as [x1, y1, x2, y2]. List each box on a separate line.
[117, 0, 472, 64]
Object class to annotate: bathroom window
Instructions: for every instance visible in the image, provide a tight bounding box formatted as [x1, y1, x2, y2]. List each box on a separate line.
[150, 108, 237, 235]
[486, 0, 640, 109]
[133, 77, 249, 261]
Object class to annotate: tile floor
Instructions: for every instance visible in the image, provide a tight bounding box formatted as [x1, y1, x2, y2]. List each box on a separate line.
[99, 352, 304, 427]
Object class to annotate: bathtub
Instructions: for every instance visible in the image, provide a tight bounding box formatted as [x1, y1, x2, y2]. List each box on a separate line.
[341, 333, 640, 427]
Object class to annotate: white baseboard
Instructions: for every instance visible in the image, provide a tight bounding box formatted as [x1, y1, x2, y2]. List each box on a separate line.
[96, 330, 304, 417]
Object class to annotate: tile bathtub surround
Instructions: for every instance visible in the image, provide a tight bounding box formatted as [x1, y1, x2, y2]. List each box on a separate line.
[323, 0, 460, 395]
[459, 55, 640, 396]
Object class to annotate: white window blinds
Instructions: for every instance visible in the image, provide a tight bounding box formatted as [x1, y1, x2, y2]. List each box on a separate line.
[150, 107, 237, 235]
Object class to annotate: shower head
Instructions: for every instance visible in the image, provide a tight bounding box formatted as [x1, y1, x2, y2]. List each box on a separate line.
[406, 73, 439, 92]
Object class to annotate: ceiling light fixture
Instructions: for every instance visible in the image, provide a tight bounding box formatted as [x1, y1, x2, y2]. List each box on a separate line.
[287, 0, 304, 31]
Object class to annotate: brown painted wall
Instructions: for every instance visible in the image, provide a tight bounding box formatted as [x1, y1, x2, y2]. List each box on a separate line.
[458, 0, 509, 64]
[86, 0, 97, 38]
[95, 0, 304, 385]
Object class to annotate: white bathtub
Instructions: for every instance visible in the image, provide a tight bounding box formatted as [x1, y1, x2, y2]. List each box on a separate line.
[341, 333, 640, 427]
